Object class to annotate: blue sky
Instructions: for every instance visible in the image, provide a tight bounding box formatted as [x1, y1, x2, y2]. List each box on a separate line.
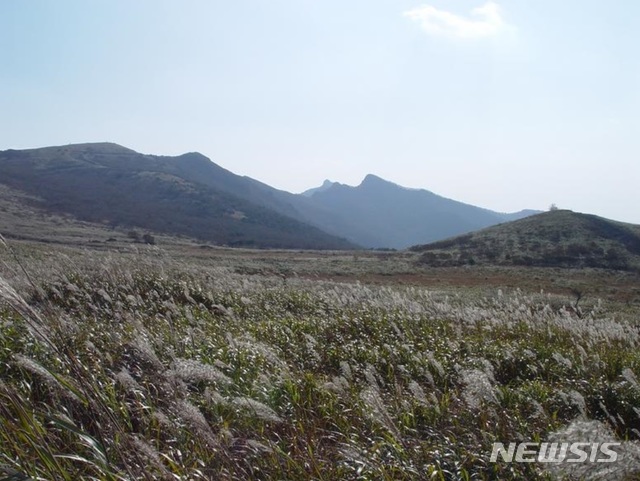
[1, 1, 639, 222]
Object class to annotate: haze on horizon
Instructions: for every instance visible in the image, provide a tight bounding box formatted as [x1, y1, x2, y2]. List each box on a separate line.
[1, 1, 638, 223]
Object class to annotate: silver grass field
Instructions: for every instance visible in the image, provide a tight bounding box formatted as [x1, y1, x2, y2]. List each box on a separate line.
[1, 241, 640, 480]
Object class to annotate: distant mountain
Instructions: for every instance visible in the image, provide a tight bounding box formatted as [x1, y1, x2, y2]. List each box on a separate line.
[0, 143, 356, 250]
[301, 180, 336, 197]
[302, 174, 540, 249]
[410, 210, 640, 271]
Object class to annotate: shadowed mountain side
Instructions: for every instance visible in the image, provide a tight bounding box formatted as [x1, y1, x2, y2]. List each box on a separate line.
[0, 143, 356, 249]
[410, 210, 640, 271]
[159, 156, 364, 246]
[158, 156, 540, 249]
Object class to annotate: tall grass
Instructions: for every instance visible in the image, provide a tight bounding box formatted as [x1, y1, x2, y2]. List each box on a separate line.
[1, 243, 639, 479]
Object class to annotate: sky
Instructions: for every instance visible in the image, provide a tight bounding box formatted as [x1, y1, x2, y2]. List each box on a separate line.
[1, 1, 639, 223]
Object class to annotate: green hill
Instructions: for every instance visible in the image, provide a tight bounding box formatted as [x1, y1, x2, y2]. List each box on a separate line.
[0, 143, 356, 250]
[411, 210, 640, 271]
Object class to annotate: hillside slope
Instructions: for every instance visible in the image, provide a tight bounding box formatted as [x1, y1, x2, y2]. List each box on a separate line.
[411, 210, 640, 271]
[0, 143, 356, 250]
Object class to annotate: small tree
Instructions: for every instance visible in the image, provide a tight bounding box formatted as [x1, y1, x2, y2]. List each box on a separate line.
[127, 230, 140, 242]
[549, 203, 559, 211]
[142, 233, 156, 245]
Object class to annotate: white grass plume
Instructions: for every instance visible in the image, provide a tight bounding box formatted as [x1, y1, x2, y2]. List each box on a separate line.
[232, 397, 283, 423]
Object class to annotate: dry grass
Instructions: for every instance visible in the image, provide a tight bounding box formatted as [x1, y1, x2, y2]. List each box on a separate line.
[1, 240, 640, 480]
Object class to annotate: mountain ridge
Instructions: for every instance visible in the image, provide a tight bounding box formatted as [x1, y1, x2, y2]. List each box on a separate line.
[0, 142, 541, 250]
[0, 143, 356, 250]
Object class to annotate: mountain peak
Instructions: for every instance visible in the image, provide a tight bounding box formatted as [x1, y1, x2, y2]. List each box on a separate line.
[359, 174, 406, 191]
[15, 142, 137, 155]
[301, 179, 336, 197]
[360, 174, 387, 186]
[80, 142, 134, 152]
[178, 151, 211, 163]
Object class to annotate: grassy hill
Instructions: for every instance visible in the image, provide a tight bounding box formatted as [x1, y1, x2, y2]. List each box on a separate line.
[411, 210, 640, 271]
[0, 143, 356, 250]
